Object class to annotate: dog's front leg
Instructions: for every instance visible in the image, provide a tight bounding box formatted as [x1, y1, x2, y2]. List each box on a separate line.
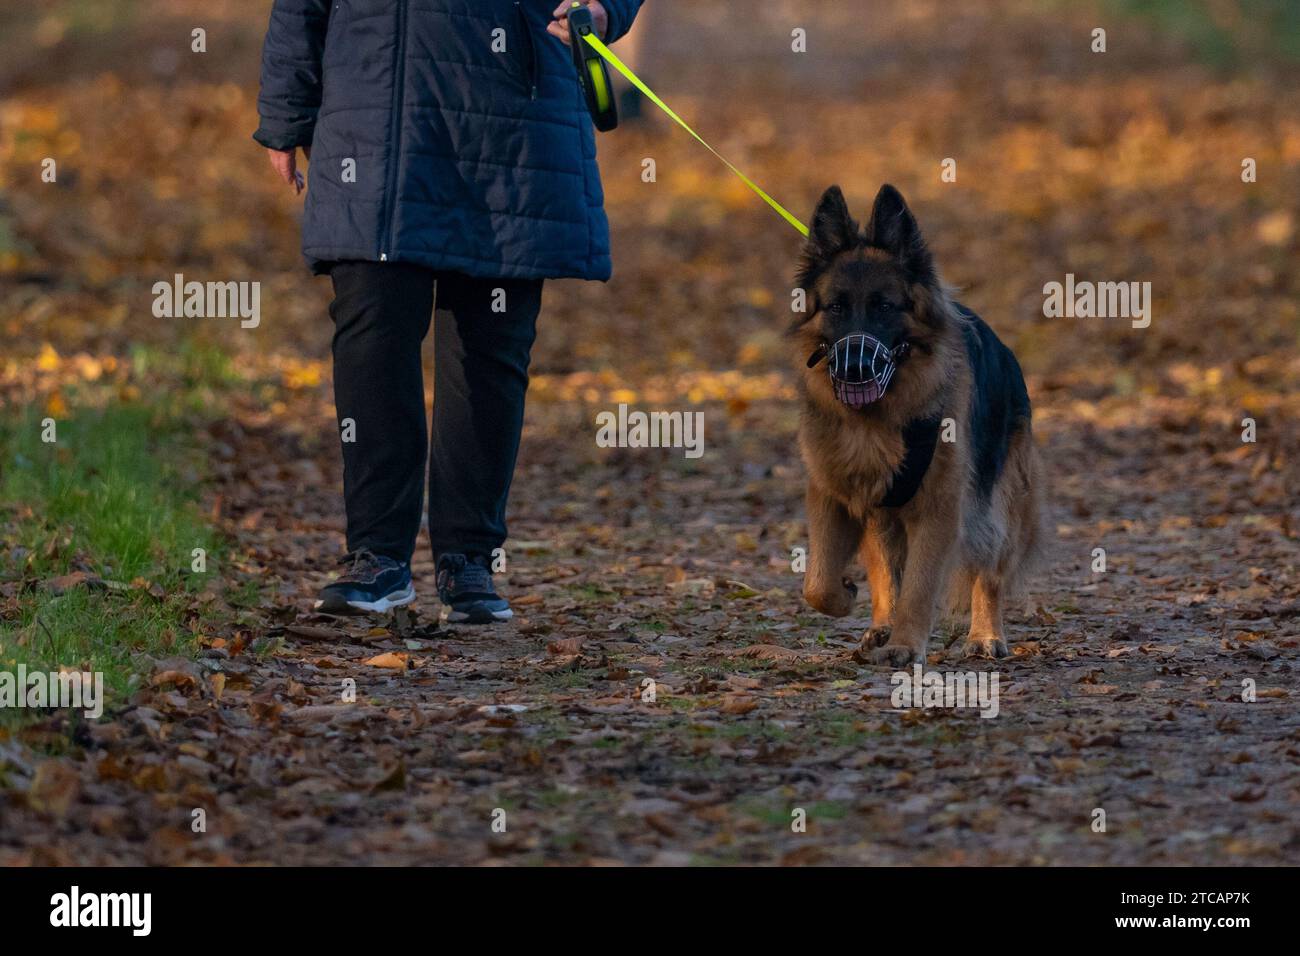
[803, 481, 862, 617]
[858, 517, 897, 649]
[868, 516, 958, 667]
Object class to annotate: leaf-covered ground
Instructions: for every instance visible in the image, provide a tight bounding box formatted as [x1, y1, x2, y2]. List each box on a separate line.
[1, 0, 1297, 864]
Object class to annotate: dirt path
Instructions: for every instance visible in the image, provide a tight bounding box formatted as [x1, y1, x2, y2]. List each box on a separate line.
[2, 0, 1297, 865]
[5, 372, 1296, 865]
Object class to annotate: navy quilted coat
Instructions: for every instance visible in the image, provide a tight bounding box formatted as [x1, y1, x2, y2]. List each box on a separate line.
[253, 0, 643, 279]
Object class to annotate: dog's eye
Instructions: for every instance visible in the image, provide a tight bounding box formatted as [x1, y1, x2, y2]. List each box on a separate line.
[826, 303, 844, 315]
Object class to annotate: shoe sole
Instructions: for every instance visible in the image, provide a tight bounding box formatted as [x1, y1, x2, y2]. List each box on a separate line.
[445, 605, 513, 624]
[314, 584, 416, 615]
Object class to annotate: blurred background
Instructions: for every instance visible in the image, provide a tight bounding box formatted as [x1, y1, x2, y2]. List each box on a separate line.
[2, 0, 1297, 379]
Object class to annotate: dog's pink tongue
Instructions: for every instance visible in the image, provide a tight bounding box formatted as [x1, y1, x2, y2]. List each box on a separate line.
[837, 380, 884, 408]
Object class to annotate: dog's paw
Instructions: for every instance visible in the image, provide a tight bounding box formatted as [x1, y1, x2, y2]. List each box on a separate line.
[804, 577, 857, 618]
[961, 635, 1009, 659]
[864, 625, 892, 648]
[868, 642, 919, 668]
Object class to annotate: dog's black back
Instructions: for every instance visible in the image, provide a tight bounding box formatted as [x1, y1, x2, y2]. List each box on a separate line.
[957, 305, 1032, 501]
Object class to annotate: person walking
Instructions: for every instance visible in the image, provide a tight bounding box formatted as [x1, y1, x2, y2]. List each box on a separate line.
[253, 0, 643, 621]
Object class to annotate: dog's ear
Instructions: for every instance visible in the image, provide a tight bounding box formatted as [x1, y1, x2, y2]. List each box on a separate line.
[866, 184, 933, 281]
[796, 185, 858, 295]
[806, 185, 858, 259]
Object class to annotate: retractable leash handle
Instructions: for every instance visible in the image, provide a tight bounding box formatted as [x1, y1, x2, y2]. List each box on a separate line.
[567, 2, 618, 131]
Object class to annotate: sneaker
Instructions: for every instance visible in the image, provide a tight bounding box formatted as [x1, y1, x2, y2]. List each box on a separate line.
[315, 549, 415, 614]
[436, 552, 512, 623]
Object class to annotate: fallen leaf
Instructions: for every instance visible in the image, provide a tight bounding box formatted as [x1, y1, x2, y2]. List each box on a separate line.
[27, 761, 80, 818]
[150, 670, 197, 691]
[43, 571, 103, 595]
[363, 652, 409, 669]
[720, 694, 758, 714]
[286, 624, 347, 641]
[739, 644, 801, 662]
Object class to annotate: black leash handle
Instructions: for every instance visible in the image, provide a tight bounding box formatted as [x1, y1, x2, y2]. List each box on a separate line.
[566, 2, 618, 131]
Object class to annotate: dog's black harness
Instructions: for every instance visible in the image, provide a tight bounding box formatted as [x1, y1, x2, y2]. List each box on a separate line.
[878, 414, 943, 508]
[806, 339, 942, 507]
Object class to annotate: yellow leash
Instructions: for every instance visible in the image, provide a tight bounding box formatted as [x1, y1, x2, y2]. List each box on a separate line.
[580, 32, 810, 238]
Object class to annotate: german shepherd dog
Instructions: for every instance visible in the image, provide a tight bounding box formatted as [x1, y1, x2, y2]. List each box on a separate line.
[792, 184, 1043, 666]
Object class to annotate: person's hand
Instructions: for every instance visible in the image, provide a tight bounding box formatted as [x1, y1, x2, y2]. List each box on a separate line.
[266, 145, 310, 195]
[548, 1, 608, 46]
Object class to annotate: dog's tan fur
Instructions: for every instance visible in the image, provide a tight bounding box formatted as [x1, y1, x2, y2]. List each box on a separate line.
[793, 185, 1043, 666]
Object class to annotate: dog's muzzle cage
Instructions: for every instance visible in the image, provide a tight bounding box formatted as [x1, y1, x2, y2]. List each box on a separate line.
[822, 333, 909, 407]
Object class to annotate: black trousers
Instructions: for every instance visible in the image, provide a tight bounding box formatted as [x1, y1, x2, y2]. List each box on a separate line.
[328, 262, 542, 564]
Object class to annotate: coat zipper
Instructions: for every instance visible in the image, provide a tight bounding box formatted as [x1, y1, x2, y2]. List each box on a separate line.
[515, 1, 538, 100]
[380, 0, 409, 260]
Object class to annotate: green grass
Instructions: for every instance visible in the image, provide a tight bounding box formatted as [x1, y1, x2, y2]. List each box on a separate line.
[706, 719, 791, 743]
[734, 797, 852, 829]
[805, 710, 880, 748]
[561, 582, 620, 604]
[1103, 0, 1300, 67]
[0, 347, 236, 725]
[536, 669, 597, 692]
